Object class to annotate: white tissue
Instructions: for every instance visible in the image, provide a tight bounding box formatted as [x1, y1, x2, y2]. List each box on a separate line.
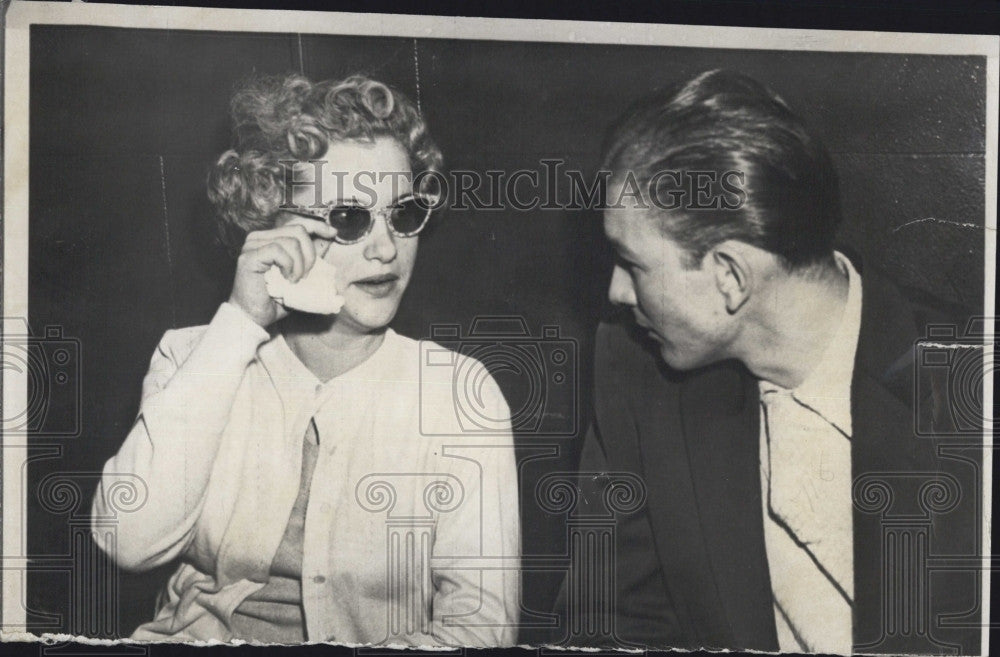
[263, 257, 346, 315]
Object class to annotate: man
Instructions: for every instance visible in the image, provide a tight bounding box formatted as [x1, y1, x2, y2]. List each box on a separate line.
[556, 70, 981, 654]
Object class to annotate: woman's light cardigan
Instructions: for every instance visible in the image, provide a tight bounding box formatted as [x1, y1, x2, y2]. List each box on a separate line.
[92, 302, 521, 646]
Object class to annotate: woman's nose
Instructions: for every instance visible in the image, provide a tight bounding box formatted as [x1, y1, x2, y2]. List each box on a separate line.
[362, 212, 398, 263]
[607, 264, 637, 306]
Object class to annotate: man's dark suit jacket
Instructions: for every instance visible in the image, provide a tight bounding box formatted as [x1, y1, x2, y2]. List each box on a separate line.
[555, 266, 982, 654]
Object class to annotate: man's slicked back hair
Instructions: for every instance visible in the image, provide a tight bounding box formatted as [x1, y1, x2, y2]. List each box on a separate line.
[602, 69, 842, 270]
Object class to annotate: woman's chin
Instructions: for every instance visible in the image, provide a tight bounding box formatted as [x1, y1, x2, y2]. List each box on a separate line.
[336, 303, 401, 334]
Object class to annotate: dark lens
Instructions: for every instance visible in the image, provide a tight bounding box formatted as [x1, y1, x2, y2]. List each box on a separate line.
[327, 206, 371, 242]
[389, 198, 430, 235]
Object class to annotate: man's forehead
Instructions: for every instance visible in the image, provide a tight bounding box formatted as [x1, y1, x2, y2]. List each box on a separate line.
[603, 204, 648, 244]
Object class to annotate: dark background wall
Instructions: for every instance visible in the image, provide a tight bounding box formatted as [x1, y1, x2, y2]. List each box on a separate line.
[27, 25, 985, 638]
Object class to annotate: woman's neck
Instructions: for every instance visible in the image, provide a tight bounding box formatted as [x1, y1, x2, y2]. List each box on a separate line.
[280, 314, 387, 383]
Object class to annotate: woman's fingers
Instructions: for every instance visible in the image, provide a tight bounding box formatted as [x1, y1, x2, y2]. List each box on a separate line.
[245, 217, 338, 276]
[248, 230, 311, 278]
[243, 239, 302, 280]
[283, 215, 339, 241]
[231, 218, 335, 328]
[258, 242, 295, 279]
[283, 224, 316, 274]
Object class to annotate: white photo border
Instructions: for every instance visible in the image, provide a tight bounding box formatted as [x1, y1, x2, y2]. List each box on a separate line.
[2, 1, 996, 650]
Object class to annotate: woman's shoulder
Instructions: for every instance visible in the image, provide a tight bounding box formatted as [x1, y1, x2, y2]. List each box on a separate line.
[384, 330, 502, 386]
[150, 323, 215, 363]
[150, 303, 273, 366]
[383, 329, 511, 420]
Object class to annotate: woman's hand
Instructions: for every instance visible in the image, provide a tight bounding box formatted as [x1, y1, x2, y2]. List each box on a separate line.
[228, 217, 338, 327]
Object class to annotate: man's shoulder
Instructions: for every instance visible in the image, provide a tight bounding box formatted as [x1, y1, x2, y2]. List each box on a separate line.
[859, 266, 967, 332]
[851, 264, 985, 441]
[855, 266, 973, 389]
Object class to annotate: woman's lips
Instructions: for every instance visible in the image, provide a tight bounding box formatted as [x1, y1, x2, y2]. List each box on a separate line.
[353, 274, 399, 298]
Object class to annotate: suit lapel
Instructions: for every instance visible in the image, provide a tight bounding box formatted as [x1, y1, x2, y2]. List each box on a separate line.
[635, 354, 777, 650]
[678, 360, 778, 651]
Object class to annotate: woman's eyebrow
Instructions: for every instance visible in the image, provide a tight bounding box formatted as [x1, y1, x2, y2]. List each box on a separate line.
[387, 191, 416, 205]
[327, 193, 415, 207]
[318, 196, 362, 207]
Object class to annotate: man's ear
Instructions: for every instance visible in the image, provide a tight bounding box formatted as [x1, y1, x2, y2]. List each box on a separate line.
[708, 241, 752, 314]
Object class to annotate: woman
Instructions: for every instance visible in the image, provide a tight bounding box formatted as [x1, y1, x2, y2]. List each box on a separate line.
[91, 74, 520, 646]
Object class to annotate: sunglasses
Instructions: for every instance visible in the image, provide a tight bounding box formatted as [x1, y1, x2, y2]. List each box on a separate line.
[284, 194, 436, 245]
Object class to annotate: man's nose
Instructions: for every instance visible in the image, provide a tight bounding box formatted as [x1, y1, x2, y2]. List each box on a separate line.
[363, 212, 398, 263]
[608, 264, 637, 306]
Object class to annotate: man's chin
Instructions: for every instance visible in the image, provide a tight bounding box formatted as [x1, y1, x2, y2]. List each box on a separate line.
[657, 343, 705, 371]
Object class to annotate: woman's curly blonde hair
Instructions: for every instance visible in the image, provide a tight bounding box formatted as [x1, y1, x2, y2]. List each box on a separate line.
[207, 73, 443, 253]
